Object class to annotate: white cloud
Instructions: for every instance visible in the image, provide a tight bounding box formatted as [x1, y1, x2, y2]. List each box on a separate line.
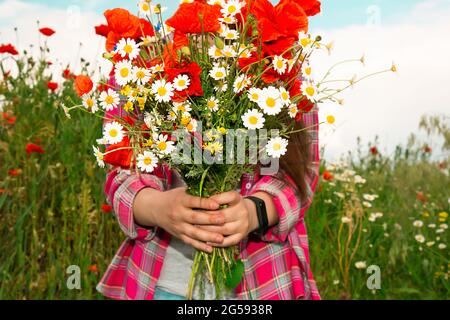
[0, 0, 106, 78]
[311, 0, 450, 160]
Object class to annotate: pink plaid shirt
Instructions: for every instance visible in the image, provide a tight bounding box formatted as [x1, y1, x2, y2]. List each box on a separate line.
[97, 109, 320, 300]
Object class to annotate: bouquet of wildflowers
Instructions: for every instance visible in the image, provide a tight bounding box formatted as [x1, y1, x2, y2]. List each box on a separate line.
[64, 0, 394, 299]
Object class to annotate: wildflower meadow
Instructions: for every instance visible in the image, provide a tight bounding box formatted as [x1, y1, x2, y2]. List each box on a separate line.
[0, 3, 449, 300]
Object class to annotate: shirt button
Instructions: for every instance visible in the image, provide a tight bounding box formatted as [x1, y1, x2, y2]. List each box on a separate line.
[245, 183, 252, 190]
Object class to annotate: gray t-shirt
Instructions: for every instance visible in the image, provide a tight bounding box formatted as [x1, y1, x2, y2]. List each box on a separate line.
[156, 237, 236, 300]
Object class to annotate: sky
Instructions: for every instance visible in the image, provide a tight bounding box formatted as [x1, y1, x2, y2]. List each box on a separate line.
[1, 0, 449, 161]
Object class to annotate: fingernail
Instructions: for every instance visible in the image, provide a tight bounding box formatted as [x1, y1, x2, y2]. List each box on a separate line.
[216, 236, 223, 243]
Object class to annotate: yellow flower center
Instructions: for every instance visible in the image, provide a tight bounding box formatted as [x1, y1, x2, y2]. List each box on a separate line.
[158, 141, 167, 151]
[157, 87, 167, 96]
[249, 116, 258, 125]
[109, 129, 118, 138]
[273, 143, 281, 151]
[266, 97, 276, 108]
[281, 92, 288, 100]
[215, 71, 224, 78]
[276, 60, 284, 69]
[144, 157, 153, 166]
[142, 3, 150, 11]
[136, 71, 145, 79]
[251, 93, 259, 101]
[305, 67, 312, 75]
[105, 96, 114, 104]
[86, 99, 94, 108]
[305, 87, 315, 97]
[177, 79, 186, 87]
[207, 100, 216, 109]
[300, 38, 311, 47]
[228, 6, 237, 14]
[214, 48, 222, 57]
[120, 68, 129, 78]
[124, 44, 133, 54]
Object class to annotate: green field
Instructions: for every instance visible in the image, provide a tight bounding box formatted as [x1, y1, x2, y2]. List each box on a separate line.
[0, 49, 448, 300]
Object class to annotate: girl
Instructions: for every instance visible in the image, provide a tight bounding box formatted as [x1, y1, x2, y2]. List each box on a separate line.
[96, 106, 321, 300]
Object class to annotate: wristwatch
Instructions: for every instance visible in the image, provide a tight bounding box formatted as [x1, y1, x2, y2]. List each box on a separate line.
[245, 196, 269, 237]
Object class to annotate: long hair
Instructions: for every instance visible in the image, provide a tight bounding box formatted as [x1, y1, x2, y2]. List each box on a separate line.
[279, 115, 311, 202]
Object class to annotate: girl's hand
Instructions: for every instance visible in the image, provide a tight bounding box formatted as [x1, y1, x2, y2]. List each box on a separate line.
[199, 191, 260, 247]
[134, 187, 225, 253]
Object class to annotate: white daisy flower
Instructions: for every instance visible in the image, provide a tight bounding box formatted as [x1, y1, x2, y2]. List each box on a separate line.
[219, 16, 237, 24]
[173, 74, 191, 91]
[151, 63, 165, 73]
[103, 121, 125, 145]
[207, 0, 224, 5]
[82, 94, 98, 113]
[132, 67, 151, 86]
[273, 55, 287, 75]
[186, 118, 198, 133]
[115, 60, 133, 86]
[221, 0, 243, 16]
[355, 261, 367, 269]
[209, 66, 227, 80]
[266, 137, 288, 158]
[92, 146, 105, 168]
[100, 89, 120, 111]
[222, 45, 237, 58]
[415, 234, 425, 243]
[238, 44, 253, 59]
[438, 243, 447, 250]
[138, 1, 152, 16]
[258, 86, 283, 115]
[241, 109, 265, 130]
[96, 137, 108, 145]
[302, 63, 313, 79]
[233, 74, 251, 94]
[207, 97, 219, 112]
[173, 101, 192, 114]
[247, 88, 262, 103]
[153, 133, 175, 156]
[221, 28, 239, 41]
[116, 38, 140, 60]
[288, 104, 298, 118]
[213, 81, 227, 92]
[137, 151, 159, 173]
[301, 81, 319, 102]
[208, 45, 224, 59]
[298, 31, 312, 49]
[279, 87, 291, 106]
[151, 79, 174, 103]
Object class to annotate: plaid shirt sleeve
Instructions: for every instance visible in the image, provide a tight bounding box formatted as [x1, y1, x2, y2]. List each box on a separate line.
[250, 109, 320, 243]
[104, 168, 170, 241]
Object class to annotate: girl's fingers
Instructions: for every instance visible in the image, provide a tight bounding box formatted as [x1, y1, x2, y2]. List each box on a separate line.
[183, 224, 224, 244]
[182, 194, 220, 210]
[184, 209, 225, 225]
[199, 222, 239, 236]
[203, 206, 240, 223]
[210, 191, 241, 206]
[208, 234, 242, 248]
[180, 235, 213, 253]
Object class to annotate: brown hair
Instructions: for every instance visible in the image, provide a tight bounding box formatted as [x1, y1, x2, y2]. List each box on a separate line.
[279, 116, 311, 202]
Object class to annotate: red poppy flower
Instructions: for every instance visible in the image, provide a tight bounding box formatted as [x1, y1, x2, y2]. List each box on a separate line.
[63, 69, 74, 79]
[135, 18, 155, 39]
[0, 188, 6, 194]
[0, 43, 19, 55]
[47, 81, 58, 92]
[88, 265, 98, 273]
[26, 143, 45, 155]
[246, 0, 309, 55]
[101, 204, 113, 213]
[95, 24, 110, 38]
[323, 170, 334, 181]
[370, 146, 379, 156]
[165, 62, 204, 101]
[166, 1, 222, 49]
[2, 112, 17, 125]
[104, 8, 140, 51]
[74, 75, 93, 97]
[8, 169, 22, 177]
[290, 0, 321, 16]
[39, 27, 56, 37]
[103, 136, 133, 168]
[416, 191, 427, 203]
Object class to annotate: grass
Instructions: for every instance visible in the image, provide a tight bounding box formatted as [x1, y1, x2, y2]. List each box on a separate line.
[0, 48, 448, 300]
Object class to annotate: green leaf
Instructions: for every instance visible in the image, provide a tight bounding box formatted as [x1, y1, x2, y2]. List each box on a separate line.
[225, 259, 245, 289]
